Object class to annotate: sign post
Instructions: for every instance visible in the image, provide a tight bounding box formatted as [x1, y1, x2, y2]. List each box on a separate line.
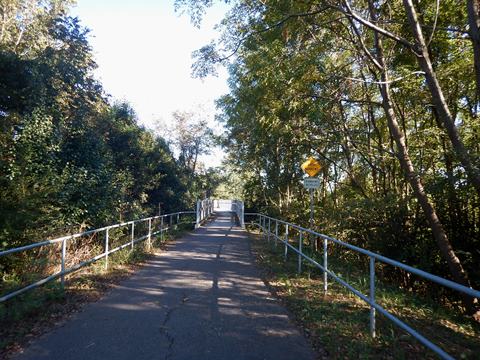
[310, 188, 314, 230]
[301, 157, 322, 250]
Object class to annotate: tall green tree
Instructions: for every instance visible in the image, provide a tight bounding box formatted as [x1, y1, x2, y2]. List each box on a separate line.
[1, 7, 191, 251]
[177, 0, 480, 317]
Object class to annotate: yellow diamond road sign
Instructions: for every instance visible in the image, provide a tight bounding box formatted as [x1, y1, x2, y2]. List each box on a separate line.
[301, 157, 322, 177]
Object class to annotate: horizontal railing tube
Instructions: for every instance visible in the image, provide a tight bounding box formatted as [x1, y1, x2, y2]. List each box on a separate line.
[245, 213, 478, 360]
[244, 213, 480, 299]
[0, 211, 195, 303]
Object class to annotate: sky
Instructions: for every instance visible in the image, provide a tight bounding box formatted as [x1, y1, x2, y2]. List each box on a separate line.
[71, 0, 230, 167]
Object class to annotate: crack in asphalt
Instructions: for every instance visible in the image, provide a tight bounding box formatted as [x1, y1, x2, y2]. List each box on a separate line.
[159, 293, 189, 360]
[159, 308, 176, 360]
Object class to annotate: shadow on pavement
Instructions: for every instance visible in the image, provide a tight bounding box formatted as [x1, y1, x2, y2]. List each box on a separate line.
[13, 213, 316, 360]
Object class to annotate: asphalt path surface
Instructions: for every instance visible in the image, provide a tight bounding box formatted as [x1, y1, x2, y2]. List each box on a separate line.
[13, 213, 316, 360]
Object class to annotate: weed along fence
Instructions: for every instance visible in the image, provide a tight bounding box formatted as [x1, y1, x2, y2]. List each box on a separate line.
[246, 213, 480, 360]
[0, 211, 195, 303]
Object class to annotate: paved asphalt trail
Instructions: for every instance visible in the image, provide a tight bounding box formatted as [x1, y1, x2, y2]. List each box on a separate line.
[13, 213, 316, 360]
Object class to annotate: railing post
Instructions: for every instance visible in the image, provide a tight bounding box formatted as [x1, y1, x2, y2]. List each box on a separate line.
[275, 220, 278, 247]
[262, 216, 265, 239]
[170, 214, 173, 229]
[147, 218, 152, 251]
[105, 228, 109, 271]
[284, 224, 289, 260]
[161, 216, 164, 241]
[131, 222, 135, 250]
[177, 213, 180, 228]
[298, 231, 303, 274]
[267, 218, 271, 243]
[61, 238, 67, 288]
[264, 216, 267, 239]
[240, 201, 245, 228]
[370, 256, 376, 338]
[264, 217, 267, 237]
[323, 237, 328, 294]
[196, 201, 200, 228]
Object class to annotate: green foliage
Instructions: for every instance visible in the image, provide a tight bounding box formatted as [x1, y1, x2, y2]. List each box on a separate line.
[177, 0, 480, 304]
[0, 5, 205, 276]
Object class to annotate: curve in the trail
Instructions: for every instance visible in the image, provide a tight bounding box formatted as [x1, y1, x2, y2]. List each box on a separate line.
[13, 213, 316, 360]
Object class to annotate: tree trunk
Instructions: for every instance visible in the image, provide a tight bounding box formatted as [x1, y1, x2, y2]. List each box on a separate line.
[370, 3, 479, 316]
[467, 0, 480, 98]
[403, 0, 480, 198]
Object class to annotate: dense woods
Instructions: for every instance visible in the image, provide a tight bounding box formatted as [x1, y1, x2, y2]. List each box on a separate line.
[0, 1, 218, 255]
[1, 0, 479, 324]
[177, 0, 480, 316]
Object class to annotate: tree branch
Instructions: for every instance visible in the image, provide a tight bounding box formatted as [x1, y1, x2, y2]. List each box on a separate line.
[215, 6, 332, 63]
[338, 1, 416, 53]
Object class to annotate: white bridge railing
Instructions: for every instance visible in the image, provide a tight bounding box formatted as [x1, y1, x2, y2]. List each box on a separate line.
[196, 199, 245, 228]
[248, 212, 480, 360]
[195, 198, 214, 228]
[232, 200, 245, 228]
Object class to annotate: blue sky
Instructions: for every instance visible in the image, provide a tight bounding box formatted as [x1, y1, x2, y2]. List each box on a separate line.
[71, 0, 229, 167]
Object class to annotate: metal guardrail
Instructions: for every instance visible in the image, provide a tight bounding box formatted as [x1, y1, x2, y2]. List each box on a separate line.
[0, 211, 195, 303]
[231, 200, 245, 228]
[246, 212, 480, 360]
[196, 199, 214, 228]
[213, 199, 234, 211]
[196, 199, 245, 228]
